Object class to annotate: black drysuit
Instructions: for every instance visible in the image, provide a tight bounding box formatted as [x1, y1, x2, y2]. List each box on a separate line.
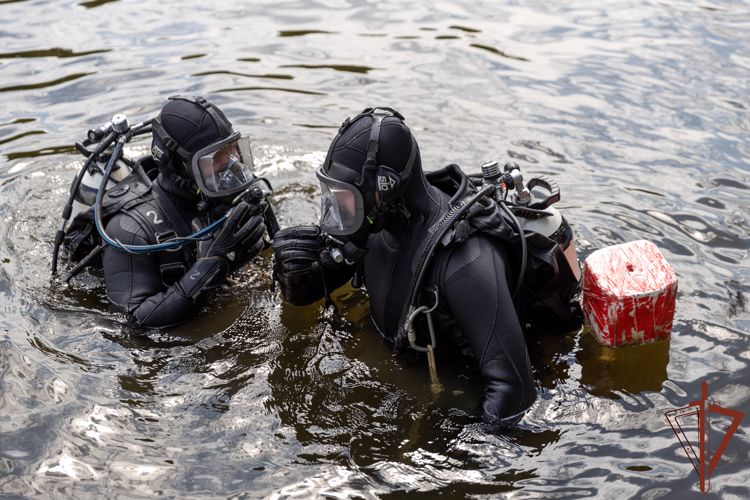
[275, 170, 538, 422]
[360, 168, 536, 422]
[102, 166, 210, 328]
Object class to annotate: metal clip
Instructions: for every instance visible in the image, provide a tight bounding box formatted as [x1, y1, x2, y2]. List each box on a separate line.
[405, 287, 443, 395]
[406, 286, 439, 353]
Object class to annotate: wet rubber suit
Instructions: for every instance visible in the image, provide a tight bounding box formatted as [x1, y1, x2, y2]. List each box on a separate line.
[103, 166, 202, 328]
[274, 111, 536, 423]
[363, 170, 536, 422]
[101, 96, 265, 329]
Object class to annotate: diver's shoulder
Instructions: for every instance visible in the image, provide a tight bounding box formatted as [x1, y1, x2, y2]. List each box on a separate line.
[104, 210, 154, 241]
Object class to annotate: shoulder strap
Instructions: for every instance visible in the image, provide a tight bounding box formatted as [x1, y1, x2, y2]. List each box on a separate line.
[120, 197, 171, 244]
[119, 196, 193, 287]
[151, 182, 192, 237]
[394, 184, 495, 350]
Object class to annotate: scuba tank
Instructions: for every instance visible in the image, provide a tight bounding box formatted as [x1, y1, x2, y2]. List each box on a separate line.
[518, 206, 581, 281]
[481, 160, 582, 282]
[75, 155, 131, 206]
[68, 114, 135, 220]
[69, 150, 132, 221]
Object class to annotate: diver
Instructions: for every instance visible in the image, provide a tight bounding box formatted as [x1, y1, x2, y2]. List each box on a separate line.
[272, 107, 581, 424]
[58, 95, 270, 329]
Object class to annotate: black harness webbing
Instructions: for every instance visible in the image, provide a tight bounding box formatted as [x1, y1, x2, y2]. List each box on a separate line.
[148, 185, 196, 287]
[396, 183, 495, 349]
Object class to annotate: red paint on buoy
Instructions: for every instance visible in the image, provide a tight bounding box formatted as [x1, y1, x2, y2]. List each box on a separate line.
[582, 240, 677, 347]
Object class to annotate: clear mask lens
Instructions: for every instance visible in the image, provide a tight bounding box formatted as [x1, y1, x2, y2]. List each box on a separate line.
[195, 136, 254, 196]
[317, 172, 364, 235]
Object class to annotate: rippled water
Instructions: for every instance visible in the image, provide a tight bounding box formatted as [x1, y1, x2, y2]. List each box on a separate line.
[1, 0, 749, 498]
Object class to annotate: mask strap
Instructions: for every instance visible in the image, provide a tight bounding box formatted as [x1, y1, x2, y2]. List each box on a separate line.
[369, 106, 404, 121]
[364, 112, 385, 168]
[151, 116, 195, 179]
[321, 126, 343, 170]
[151, 117, 192, 161]
[401, 136, 417, 180]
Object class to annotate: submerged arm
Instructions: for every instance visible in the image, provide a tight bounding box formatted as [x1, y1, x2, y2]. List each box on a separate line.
[102, 213, 225, 328]
[440, 236, 536, 423]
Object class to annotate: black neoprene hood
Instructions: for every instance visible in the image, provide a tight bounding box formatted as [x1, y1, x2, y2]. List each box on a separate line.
[151, 95, 234, 179]
[327, 113, 418, 184]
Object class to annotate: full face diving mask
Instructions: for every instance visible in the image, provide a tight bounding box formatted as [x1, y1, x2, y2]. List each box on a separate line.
[316, 107, 415, 237]
[192, 133, 255, 199]
[316, 164, 366, 236]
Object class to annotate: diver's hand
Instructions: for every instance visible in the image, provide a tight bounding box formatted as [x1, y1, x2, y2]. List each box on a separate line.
[194, 201, 265, 269]
[272, 225, 353, 305]
[272, 225, 326, 273]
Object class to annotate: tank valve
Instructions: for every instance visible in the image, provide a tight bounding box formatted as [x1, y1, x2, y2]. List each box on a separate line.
[481, 160, 502, 183]
[87, 122, 113, 142]
[481, 160, 503, 201]
[503, 162, 530, 205]
[111, 114, 130, 134]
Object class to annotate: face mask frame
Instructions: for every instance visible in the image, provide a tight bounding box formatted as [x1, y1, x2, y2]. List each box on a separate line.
[316, 165, 366, 236]
[191, 133, 255, 198]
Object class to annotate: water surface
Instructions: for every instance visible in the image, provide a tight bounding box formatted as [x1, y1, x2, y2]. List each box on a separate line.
[1, 0, 749, 498]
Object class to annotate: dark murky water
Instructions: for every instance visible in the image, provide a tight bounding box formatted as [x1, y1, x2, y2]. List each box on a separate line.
[1, 1, 749, 498]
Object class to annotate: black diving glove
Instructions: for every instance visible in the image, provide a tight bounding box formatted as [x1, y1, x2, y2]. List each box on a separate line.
[272, 225, 354, 306]
[193, 201, 266, 272]
[176, 202, 265, 301]
[175, 256, 228, 300]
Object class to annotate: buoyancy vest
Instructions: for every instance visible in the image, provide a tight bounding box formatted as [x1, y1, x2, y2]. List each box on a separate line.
[62, 156, 195, 287]
[394, 164, 582, 350]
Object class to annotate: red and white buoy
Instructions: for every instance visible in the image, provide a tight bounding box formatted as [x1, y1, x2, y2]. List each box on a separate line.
[582, 240, 677, 347]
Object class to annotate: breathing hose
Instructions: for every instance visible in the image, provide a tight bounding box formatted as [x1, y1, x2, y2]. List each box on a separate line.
[51, 132, 118, 275]
[498, 200, 527, 301]
[92, 134, 227, 254]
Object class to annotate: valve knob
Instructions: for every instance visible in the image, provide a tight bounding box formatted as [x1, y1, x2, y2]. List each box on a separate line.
[111, 114, 130, 133]
[481, 160, 501, 181]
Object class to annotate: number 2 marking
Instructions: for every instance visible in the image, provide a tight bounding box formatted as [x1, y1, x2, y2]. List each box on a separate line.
[146, 211, 163, 224]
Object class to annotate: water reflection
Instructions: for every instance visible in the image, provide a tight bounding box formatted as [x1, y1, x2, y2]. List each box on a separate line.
[470, 43, 529, 62]
[0, 73, 94, 93]
[278, 30, 337, 37]
[192, 70, 295, 80]
[0, 130, 46, 146]
[79, 0, 120, 8]
[577, 334, 670, 398]
[527, 328, 577, 389]
[214, 86, 325, 95]
[281, 64, 379, 74]
[0, 48, 111, 59]
[3, 144, 78, 163]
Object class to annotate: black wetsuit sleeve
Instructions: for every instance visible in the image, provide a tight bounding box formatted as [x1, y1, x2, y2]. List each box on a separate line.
[102, 213, 214, 329]
[439, 236, 536, 423]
